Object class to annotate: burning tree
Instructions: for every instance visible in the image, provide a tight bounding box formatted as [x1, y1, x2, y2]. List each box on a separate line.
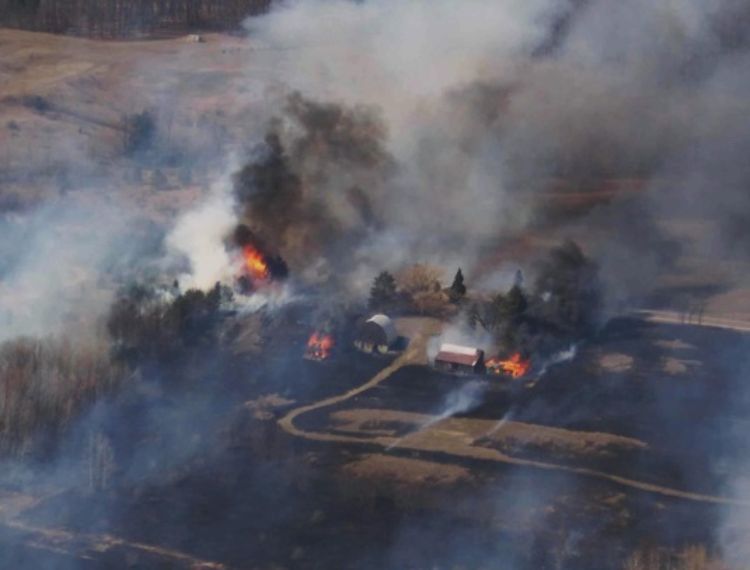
[232, 224, 288, 293]
[232, 94, 392, 271]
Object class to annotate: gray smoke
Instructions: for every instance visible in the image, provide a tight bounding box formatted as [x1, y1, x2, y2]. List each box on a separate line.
[227, 0, 750, 310]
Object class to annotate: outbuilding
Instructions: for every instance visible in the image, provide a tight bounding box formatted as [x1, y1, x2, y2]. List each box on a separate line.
[434, 343, 485, 374]
[354, 314, 397, 354]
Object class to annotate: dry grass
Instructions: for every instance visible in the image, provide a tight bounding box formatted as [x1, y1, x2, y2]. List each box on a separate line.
[327, 408, 647, 459]
[343, 453, 472, 486]
[624, 545, 729, 570]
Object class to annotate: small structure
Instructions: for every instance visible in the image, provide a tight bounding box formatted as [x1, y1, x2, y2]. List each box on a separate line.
[434, 343, 485, 375]
[304, 331, 335, 361]
[354, 314, 397, 354]
[185, 34, 205, 43]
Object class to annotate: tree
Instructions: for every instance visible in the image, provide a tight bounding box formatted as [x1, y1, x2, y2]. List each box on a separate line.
[467, 303, 482, 331]
[397, 264, 446, 315]
[122, 110, 156, 158]
[397, 263, 442, 297]
[502, 284, 528, 323]
[369, 271, 397, 311]
[533, 240, 601, 337]
[449, 268, 467, 302]
[487, 285, 527, 328]
[412, 289, 450, 316]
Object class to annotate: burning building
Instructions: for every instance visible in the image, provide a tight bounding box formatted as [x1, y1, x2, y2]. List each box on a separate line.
[354, 314, 397, 354]
[486, 353, 531, 379]
[434, 343, 485, 375]
[305, 331, 335, 361]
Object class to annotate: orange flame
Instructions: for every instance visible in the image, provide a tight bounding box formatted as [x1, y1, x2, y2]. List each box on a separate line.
[306, 332, 335, 360]
[486, 353, 531, 378]
[243, 245, 269, 281]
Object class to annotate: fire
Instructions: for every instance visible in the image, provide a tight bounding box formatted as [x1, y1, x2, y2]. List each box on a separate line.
[486, 352, 531, 378]
[243, 245, 269, 281]
[305, 332, 335, 361]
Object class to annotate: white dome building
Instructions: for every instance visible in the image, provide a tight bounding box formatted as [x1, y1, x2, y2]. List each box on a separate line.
[354, 314, 397, 354]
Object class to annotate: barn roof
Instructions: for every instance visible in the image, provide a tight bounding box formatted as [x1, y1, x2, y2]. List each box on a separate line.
[434, 344, 483, 367]
[439, 343, 478, 356]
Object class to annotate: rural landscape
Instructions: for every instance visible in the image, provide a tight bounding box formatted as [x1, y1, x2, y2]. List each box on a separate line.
[2, 0, 750, 568]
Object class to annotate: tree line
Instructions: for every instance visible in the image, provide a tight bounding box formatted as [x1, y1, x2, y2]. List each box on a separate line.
[369, 240, 602, 355]
[0, 0, 271, 37]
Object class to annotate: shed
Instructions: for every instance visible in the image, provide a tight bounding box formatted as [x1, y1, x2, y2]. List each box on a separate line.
[434, 343, 485, 374]
[354, 314, 397, 354]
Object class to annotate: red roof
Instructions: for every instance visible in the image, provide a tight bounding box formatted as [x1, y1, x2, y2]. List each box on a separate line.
[435, 351, 481, 367]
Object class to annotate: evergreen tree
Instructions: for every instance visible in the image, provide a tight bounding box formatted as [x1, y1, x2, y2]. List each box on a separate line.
[503, 284, 528, 323]
[123, 110, 156, 158]
[533, 239, 600, 337]
[369, 271, 398, 311]
[487, 284, 528, 343]
[449, 268, 467, 302]
[467, 302, 483, 331]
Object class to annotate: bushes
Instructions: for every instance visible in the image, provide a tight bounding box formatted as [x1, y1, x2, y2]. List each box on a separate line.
[122, 110, 156, 158]
[396, 263, 451, 317]
[0, 337, 125, 456]
[20, 94, 51, 113]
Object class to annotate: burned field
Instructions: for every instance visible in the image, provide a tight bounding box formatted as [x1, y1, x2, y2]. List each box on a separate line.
[0, 311, 739, 569]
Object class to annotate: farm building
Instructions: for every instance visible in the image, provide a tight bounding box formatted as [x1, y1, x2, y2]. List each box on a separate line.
[434, 343, 485, 374]
[354, 314, 397, 354]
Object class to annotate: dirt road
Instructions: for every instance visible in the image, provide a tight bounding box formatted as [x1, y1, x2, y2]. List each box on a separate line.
[634, 309, 750, 333]
[278, 332, 431, 442]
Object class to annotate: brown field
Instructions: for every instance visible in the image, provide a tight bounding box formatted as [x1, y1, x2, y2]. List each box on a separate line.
[0, 29, 270, 215]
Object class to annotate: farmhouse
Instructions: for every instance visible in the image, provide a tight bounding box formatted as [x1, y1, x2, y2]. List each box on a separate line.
[434, 343, 485, 374]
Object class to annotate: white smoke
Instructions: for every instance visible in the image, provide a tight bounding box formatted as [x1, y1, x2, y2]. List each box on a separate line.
[246, 0, 567, 131]
[164, 168, 303, 311]
[0, 194, 138, 342]
[166, 178, 238, 291]
[388, 380, 486, 450]
[241, 0, 574, 265]
[427, 321, 495, 363]
[535, 344, 578, 377]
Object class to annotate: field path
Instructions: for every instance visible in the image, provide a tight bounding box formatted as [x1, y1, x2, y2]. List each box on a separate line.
[634, 309, 750, 333]
[278, 331, 431, 442]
